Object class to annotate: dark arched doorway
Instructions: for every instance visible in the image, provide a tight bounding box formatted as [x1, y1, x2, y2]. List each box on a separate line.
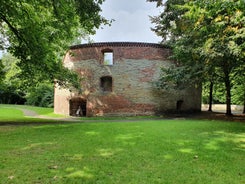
[69, 98, 87, 117]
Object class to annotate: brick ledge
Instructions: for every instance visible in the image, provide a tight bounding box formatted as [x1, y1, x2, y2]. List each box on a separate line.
[70, 42, 168, 49]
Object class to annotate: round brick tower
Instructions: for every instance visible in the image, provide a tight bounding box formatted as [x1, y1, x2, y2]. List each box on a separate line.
[54, 42, 201, 116]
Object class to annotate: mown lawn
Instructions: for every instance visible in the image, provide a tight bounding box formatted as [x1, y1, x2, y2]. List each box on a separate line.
[0, 118, 244, 184]
[0, 104, 157, 123]
[0, 104, 64, 124]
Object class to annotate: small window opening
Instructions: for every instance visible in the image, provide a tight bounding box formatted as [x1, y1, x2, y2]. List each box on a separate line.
[100, 76, 112, 92]
[103, 52, 113, 65]
[176, 100, 183, 111]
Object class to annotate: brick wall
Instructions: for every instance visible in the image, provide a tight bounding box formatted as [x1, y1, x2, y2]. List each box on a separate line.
[54, 42, 201, 116]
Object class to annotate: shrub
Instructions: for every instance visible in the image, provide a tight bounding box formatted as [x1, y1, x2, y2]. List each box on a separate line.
[25, 83, 54, 107]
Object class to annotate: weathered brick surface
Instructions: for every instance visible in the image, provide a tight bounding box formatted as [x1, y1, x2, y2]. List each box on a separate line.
[54, 42, 201, 116]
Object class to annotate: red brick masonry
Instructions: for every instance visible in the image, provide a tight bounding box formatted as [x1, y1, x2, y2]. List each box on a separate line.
[54, 42, 201, 116]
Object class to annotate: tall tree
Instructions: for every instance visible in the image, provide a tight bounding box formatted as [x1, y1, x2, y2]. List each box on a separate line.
[0, 53, 26, 104]
[0, 0, 108, 88]
[150, 0, 245, 115]
[0, 58, 5, 84]
[231, 65, 245, 113]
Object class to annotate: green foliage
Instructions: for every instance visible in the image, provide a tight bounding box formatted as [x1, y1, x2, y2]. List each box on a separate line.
[202, 62, 245, 106]
[232, 84, 245, 105]
[0, 53, 26, 104]
[202, 82, 226, 104]
[150, 0, 245, 114]
[0, 53, 55, 107]
[0, 59, 5, 83]
[25, 83, 54, 108]
[150, 0, 188, 42]
[1, 52, 22, 88]
[231, 69, 245, 105]
[0, 0, 108, 88]
[0, 83, 26, 104]
[0, 53, 24, 104]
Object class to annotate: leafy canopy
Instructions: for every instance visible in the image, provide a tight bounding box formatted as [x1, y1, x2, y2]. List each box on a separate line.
[150, 0, 245, 114]
[0, 0, 108, 88]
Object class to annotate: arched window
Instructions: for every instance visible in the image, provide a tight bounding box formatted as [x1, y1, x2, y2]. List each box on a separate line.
[100, 76, 112, 92]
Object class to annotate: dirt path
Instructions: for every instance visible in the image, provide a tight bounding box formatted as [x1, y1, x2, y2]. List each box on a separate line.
[15, 108, 80, 121]
[8, 107, 245, 123]
[19, 108, 38, 117]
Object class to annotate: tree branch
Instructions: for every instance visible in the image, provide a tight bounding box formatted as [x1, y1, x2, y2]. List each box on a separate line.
[0, 13, 23, 43]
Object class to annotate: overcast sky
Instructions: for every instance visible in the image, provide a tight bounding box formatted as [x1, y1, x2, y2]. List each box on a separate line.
[0, 1, 165, 58]
[88, 0, 164, 43]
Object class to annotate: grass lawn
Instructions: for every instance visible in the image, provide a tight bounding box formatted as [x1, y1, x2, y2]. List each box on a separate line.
[0, 118, 244, 183]
[0, 104, 158, 123]
[0, 104, 65, 124]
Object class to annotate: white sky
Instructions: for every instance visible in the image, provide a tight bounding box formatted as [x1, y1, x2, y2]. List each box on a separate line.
[0, 0, 165, 58]
[88, 0, 164, 43]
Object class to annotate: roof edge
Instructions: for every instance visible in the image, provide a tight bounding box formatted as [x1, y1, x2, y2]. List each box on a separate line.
[70, 42, 168, 49]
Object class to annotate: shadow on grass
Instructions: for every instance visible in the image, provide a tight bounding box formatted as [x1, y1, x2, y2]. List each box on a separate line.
[1, 120, 244, 183]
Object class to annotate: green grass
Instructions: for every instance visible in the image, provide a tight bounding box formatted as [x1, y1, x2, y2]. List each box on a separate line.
[0, 104, 65, 117]
[0, 104, 156, 122]
[0, 119, 244, 184]
[0, 106, 34, 122]
[18, 105, 65, 118]
[78, 115, 159, 121]
[0, 104, 65, 123]
[0, 104, 158, 126]
[0, 107, 24, 118]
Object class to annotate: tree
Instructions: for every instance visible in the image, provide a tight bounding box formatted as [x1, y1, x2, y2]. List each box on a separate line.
[0, 53, 26, 104]
[150, 0, 245, 115]
[0, 58, 5, 84]
[1, 52, 56, 106]
[231, 66, 245, 113]
[0, 0, 108, 88]
[25, 83, 54, 107]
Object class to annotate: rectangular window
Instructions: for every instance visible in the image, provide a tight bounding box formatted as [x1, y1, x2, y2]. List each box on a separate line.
[100, 76, 112, 92]
[103, 52, 113, 65]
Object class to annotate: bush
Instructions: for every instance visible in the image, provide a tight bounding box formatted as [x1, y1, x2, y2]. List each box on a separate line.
[25, 83, 54, 107]
[0, 84, 26, 104]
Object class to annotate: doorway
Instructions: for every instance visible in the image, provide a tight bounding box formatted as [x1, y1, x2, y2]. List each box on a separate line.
[176, 100, 184, 112]
[69, 98, 87, 116]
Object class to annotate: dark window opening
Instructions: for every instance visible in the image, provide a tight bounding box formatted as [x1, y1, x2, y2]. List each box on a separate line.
[176, 100, 183, 111]
[100, 76, 112, 92]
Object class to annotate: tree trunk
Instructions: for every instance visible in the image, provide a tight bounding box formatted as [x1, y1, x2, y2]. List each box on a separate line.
[243, 100, 245, 114]
[243, 90, 245, 114]
[224, 72, 232, 116]
[222, 60, 233, 116]
[208, 81, 213, 111]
